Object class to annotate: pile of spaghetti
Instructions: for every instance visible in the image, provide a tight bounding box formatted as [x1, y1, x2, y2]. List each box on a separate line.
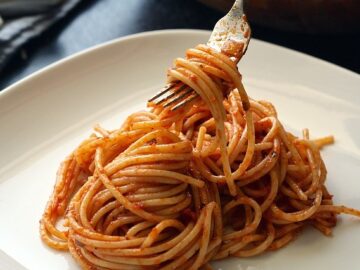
[40, 44, 360, 270]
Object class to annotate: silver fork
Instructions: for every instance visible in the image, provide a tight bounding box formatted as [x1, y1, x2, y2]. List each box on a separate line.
[148, 0, 251, 111]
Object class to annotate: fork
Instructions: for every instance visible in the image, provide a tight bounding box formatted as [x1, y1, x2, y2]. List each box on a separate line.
[148, 0, 251, 111]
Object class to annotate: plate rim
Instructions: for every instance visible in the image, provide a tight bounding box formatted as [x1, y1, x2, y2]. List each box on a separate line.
[1, 29, 359, 101]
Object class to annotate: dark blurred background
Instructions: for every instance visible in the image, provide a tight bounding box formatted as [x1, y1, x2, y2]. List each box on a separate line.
[0, 0, 359, 90]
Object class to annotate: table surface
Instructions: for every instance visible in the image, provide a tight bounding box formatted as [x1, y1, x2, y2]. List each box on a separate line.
[0, 0, 359, 90]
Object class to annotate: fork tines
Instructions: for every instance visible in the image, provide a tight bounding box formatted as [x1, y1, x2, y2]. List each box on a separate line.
[148, 82, 199, 111]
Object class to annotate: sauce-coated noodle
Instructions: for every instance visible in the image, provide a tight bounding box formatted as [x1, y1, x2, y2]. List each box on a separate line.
[40, 45, 360, 269]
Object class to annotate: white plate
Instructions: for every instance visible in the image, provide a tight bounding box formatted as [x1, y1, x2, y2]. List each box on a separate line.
[0, 30, 359, 270]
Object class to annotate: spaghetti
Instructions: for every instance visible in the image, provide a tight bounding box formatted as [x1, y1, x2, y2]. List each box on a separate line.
[40, 44, 360, 269]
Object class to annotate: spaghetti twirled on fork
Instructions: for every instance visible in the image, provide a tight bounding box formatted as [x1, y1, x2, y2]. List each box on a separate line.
[40, 44, 360, 270]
